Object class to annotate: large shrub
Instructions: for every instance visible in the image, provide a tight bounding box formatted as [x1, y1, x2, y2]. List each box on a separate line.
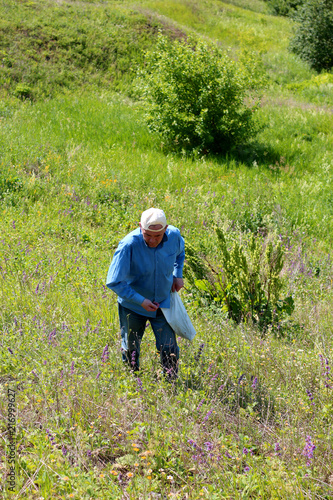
[137, 34, 263, 154]
[265, 0, 303, 16]
[290, 0, 333, 72]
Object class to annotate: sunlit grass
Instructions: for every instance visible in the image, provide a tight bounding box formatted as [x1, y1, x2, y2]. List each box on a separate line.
[1, 0, 333, 498]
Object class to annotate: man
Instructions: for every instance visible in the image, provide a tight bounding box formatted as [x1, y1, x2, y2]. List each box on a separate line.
[106, 208, 185, 379]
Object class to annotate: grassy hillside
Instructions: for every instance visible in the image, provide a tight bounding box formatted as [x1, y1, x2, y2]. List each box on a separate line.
[1, 0, 333, 499]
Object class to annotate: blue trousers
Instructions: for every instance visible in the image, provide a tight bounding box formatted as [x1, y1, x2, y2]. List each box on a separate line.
[118, 304, 179, 376]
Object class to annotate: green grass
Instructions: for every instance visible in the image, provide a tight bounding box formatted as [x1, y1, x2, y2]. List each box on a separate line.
[1, 0, 333, 498]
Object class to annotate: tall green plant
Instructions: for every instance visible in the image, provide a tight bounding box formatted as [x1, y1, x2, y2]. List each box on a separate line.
[290, 0, 333, 72]
[185, 229, 294, 329]
[265, 0, 303, 16]
[136, 34, 263, 154]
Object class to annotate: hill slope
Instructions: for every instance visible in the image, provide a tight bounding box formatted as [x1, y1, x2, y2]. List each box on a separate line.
[1, 1, 333, 499]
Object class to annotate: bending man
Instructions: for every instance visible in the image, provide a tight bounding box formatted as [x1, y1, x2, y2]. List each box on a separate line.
[106, 208, 185, 379]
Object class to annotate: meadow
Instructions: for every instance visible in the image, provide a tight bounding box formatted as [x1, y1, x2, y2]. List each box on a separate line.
[1, 0, 333, 498]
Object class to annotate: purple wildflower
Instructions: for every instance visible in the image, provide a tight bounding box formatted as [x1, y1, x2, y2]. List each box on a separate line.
[48, 328, 57, 342]
[131, 350, 137, 368]
[302, 435, 316, 466]
[8, 348, 13, 354]
[319, 355, 331, 388]
[101, 344, 109, 363]
[136, 378, 143, 391]
[197, 399, 205, 411]
[306, 389, 315, 405]
[274, 442, 281, 456]
[70, 361, 75, 375]
[204, 442, 214, 451]
[251, 376, 258, 389]
[62, 446, 68, 456]
[225, 451, 233, 459]
[203, 409, 213, 422]
[244, 466, 250, 472]
[243, 447, 249, 455]
[325, 358, 331, 388]
[31, 370, 38, 379]
[188, 440, 206, 463]
[194, 343, 205, 362]
[96, 371, 101, 380]
[46, 429, 56, 446]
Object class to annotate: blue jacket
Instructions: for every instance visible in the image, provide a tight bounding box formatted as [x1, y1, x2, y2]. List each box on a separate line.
[106, 225, 185, 317]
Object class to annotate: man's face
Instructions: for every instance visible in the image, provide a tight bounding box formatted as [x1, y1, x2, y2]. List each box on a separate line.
[140, 224, 168, 248]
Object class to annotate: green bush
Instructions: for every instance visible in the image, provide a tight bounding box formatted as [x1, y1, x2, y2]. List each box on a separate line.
[290, 0, 333, 72]
[0, 169, 23, 197]
[185, 229, 294, 330]
[137, 34, 263, 154]
[265, 0, 303, 16]
[13, 84, 33, 100]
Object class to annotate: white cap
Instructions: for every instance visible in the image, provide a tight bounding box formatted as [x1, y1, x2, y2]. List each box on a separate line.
[140, 208, 167, 232]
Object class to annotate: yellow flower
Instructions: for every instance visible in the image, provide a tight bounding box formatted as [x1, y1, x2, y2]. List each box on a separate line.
[127, 472, 134, 478]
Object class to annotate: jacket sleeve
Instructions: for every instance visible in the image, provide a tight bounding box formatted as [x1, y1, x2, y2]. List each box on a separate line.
[106, 242, 145, 306]
[173, 233, 185, 278]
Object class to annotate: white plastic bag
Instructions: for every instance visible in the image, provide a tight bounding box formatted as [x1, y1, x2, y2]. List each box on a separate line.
[161, 292, 196, 341]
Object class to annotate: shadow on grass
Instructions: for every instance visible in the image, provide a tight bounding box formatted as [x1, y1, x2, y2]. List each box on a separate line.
[165, 137, 283, 171]
[227, 141, 282, 169]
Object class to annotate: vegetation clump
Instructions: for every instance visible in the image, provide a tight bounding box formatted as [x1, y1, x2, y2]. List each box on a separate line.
[290, 0, 333, 72]
[185, 229, 294, 330]
[137, 34, 263, 154]
[0, 0, 159, 99]
[265, 0, 303, 16]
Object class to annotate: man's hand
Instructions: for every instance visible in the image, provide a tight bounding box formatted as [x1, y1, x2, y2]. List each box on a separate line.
[141, 299, 159, 312]
[172, 277, 184, 292]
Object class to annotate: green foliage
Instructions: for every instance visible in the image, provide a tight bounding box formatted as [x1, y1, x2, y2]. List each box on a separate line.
[0, 0, 159, 99]
[13, 84, 33, 100]
[290, 0, 333, 72]
[1, 1, 333, 497]
[137, 34, 263, 153]
[265, 0, 303, 16]
[0, 166, 23, 200]
[185, 230, 294, 329]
